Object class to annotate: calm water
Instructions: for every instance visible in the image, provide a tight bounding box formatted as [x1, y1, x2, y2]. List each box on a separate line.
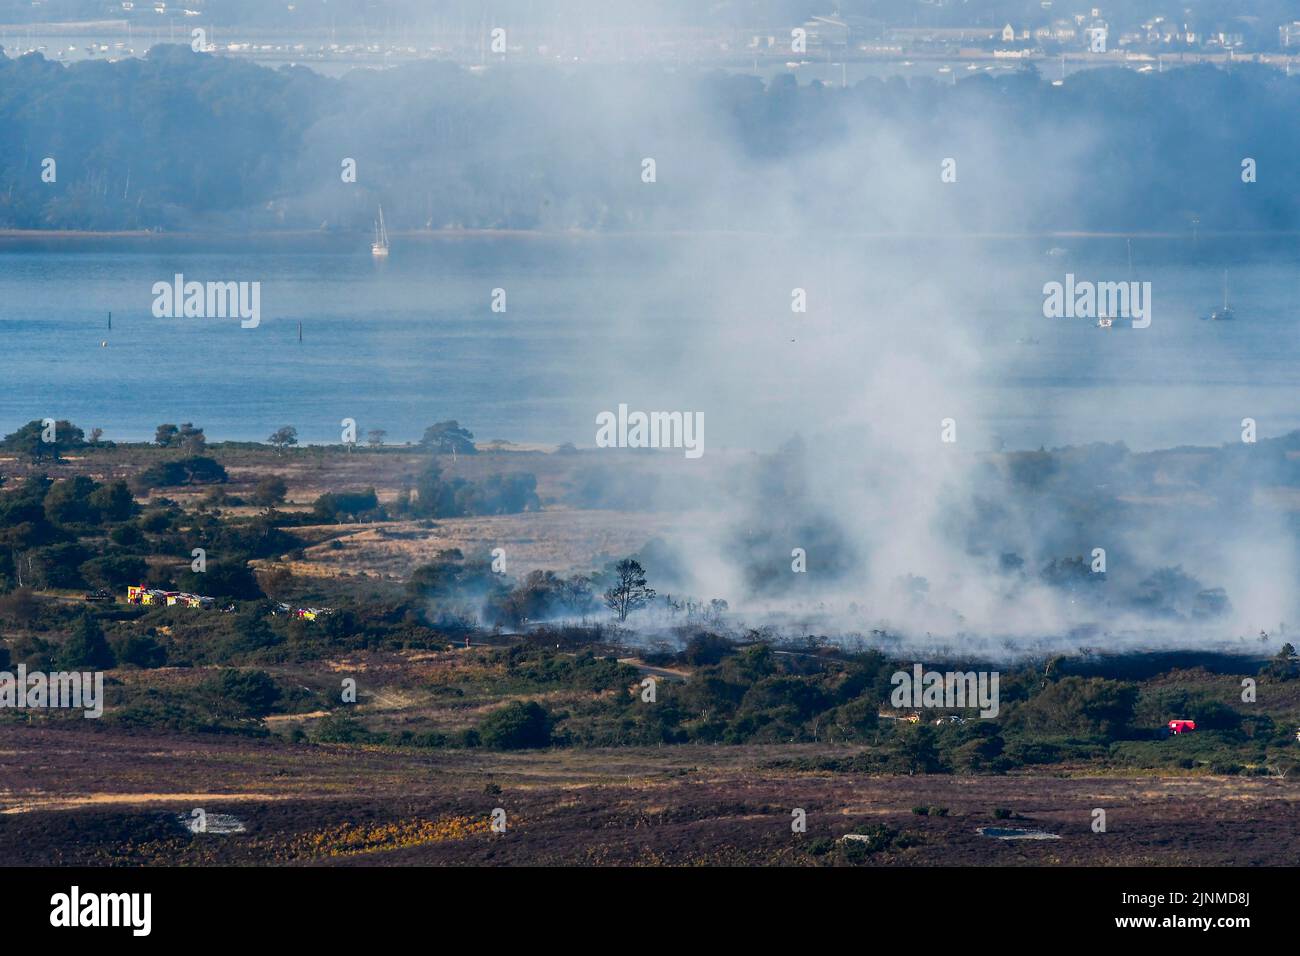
[1, 233, 1297, 451]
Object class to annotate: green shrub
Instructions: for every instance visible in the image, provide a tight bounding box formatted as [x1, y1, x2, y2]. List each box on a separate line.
[135, 456, 228, 489]
[55, 615, 115, 669]
[204, 669, 282, 718]
[479, 700, 552, 749]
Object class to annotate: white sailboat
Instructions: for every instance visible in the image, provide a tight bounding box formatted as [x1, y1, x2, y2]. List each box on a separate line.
[371, 205, 390, 257]
[1098, 238, 1132, 328]
[1211, 270, 1234, 321]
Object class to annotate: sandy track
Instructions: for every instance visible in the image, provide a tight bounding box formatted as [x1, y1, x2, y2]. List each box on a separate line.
[1, 791, 294, 814]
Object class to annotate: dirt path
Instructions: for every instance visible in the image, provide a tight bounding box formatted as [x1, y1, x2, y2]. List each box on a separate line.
[0, 792, 293, 814]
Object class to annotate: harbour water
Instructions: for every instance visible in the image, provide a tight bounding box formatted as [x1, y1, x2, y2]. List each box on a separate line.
[1, 232, 1297, 451]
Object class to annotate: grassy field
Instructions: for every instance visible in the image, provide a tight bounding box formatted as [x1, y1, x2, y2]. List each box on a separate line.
[262, 509, 694, 582]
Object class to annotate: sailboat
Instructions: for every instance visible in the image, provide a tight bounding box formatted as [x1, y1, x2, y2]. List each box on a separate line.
[1095, 241, 1121, 328]
[1210, 270, 1234, 321]
[1098, 238, 1137, 329]
[371, 206, 390, 257]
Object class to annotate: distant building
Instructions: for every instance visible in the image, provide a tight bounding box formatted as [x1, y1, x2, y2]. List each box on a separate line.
[801, 14, 882, 51]
[1051, 20, 1078, 41]
[886, 26, 1000, 44]
[1002, 23, 1015, 42]
[1143, 17, 1175, 45]
[803, 16, 850, 51]
[1282, 22, 1300, 47]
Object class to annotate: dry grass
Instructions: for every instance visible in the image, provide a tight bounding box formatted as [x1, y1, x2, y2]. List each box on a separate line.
[266, 508, 696, 581]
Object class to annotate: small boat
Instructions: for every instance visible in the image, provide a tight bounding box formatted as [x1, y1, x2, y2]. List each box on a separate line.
[1097, 316, 1114, 329]
[1210, 270, 1234, 320]
[371, 205, 390, 257]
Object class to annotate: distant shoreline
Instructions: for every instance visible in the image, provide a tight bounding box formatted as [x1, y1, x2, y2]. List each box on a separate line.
[6, 227, 1300, 242]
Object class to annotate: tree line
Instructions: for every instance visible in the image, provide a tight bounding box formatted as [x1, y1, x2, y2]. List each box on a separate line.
[6, 47, 1300, 234]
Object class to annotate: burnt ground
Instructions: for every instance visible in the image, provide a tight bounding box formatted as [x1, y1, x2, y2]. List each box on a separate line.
[1, 724, 1296, 866]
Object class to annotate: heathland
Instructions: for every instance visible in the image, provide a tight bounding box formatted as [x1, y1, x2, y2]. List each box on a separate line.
[2, 420, 1298, 865]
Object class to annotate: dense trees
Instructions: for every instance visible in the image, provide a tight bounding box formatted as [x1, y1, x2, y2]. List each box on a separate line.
[177, 560, 263, 601]
[154, 423, 207, 453]
[0, 432, 280, 600]
[80, 555, 149, 590]
[0, 468, 144, 590]
[8, 49, 1300, 235]
[43, 477, 98, 525]
[1, 420, 85, 462]
[411, 462, 540, 518]
[88, 481, 137, 522]
[1004, 676, 1139, 739]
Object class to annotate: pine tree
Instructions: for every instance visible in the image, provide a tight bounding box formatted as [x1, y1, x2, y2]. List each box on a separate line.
[57, 615, 115, 670]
